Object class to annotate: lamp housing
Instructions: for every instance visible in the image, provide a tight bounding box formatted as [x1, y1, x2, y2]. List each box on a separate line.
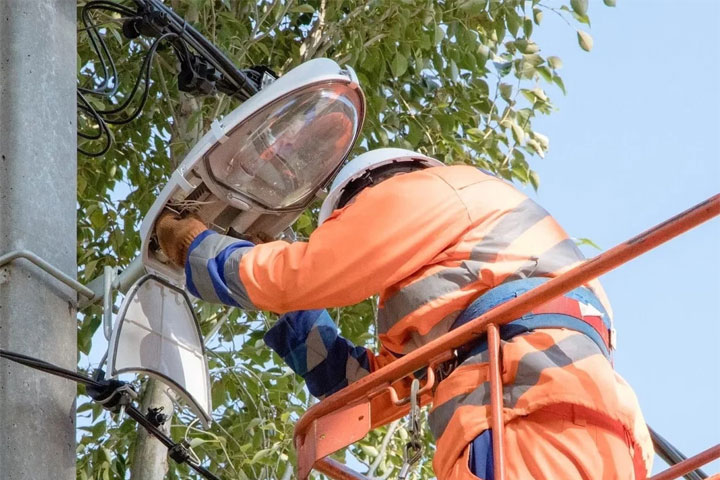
[140, 58, 365, 284]
[108, 275, 213, 426]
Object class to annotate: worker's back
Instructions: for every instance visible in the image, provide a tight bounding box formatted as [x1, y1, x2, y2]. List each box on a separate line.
[357, 165, 613, 354]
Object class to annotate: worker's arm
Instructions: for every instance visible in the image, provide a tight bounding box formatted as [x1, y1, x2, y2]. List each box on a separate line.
[155, 214, 391, 397]
[184, 169, 469, 312]
[263, 309, 375, 398]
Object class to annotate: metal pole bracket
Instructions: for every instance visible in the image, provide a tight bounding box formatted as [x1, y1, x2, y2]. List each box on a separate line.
[0, 249, 94, 305]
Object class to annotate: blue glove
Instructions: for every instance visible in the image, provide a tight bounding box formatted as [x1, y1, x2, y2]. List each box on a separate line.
[263, 309, 372, 398]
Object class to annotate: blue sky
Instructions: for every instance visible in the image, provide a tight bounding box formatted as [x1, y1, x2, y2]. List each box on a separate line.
[523, 0, 719, 474]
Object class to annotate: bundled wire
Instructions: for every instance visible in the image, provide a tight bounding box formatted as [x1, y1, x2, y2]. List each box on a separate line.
[77, 0, 263, 157]
[0, 348, 222, 480]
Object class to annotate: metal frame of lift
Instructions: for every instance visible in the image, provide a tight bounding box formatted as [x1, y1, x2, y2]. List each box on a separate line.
[292, 194, 720, 480]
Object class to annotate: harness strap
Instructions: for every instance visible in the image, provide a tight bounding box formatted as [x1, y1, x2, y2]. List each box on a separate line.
[450, 278, 613, 363]
[529, 293, 610, 352]
[535, 403, 648, 480]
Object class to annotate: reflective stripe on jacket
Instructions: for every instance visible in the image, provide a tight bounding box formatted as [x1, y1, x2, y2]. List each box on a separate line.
[430, 328, 653, 479]
[189, 165, 611, 355]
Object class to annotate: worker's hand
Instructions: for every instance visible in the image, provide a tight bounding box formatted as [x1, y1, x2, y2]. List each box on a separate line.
[155, 210, 207, 267]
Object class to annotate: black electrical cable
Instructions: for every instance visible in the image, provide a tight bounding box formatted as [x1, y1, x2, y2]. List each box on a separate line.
[0, 348, 222, 480]
[77, 0, 267, 156]
[78, 1, 141, 155]
[77, 92, 113, 156]
[79, 1, 137, 96]
[78, 7, 184, 154]
[0, 349, 104, 388]
[100, 32, 179, 123]
[142, 0, 258, 99]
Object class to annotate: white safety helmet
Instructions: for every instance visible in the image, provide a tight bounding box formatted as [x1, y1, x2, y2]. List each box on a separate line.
[317, 148, 444, 225]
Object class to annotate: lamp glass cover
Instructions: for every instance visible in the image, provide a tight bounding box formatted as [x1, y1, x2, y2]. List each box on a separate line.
[109, 275, 212, 426]
[205, 83, 361, 209]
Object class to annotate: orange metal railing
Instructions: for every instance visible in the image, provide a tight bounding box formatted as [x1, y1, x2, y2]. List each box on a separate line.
[293, 194, 720, 480]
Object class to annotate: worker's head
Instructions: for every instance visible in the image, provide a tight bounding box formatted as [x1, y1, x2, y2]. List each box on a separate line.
[317, 148, 444, 225]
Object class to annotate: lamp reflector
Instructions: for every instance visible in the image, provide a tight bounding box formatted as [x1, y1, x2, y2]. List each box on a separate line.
[205, 83, 361, 210]
[108, 275, 212, 426]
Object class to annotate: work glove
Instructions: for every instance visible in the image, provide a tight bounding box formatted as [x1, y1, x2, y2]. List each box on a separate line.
[155, 211, 207, 267]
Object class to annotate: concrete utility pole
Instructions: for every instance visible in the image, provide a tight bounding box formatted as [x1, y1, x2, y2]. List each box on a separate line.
[130, 380, 175, 479]
[0, 1, 77, 479]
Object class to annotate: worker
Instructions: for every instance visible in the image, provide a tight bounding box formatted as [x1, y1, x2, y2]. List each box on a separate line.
[156, 148, 654, 479]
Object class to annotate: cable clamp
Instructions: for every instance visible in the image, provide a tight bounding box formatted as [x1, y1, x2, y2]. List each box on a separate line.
[171, 167, 195, 194]
[169, 439, 201, 465]
[87, 370, 137, 415]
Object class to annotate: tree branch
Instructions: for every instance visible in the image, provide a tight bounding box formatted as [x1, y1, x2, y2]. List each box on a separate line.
[368, 420, 400, 478]
[299, 0, 328, 63]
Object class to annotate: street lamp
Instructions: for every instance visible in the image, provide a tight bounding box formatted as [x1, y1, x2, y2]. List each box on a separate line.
[106, 58, 365, 425]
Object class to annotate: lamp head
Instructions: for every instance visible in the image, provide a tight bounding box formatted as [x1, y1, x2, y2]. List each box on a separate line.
[140, 58, 365, 283]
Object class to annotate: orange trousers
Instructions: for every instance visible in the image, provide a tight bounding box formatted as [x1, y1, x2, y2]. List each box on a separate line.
[447, 405, 643, 480]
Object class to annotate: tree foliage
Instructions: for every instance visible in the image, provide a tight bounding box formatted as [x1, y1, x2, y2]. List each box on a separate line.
[76, 0, 609, 478]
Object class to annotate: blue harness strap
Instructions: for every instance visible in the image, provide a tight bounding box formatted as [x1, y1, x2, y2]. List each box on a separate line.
[451, 277, 612, 360]
[460, 279, 612, 477]
[469, 430, 494, 479]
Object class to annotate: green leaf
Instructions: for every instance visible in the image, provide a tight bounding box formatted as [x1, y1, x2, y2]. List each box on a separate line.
[290, 4, 315, 14]
[553, 75, 567, 94]
[407, 122, 423, 147]
[533, 132, 550, 149]
[529, 170, 540, 190]
[250, 448, 272, 464]
[571, 0, 588, 16]
[434, 24, 445, 45]
[493, 59, 512, 77]
[360, 445, 379, 457]
[499, 83, 513, 101]
[510, 122, 525, 144]
[295, 212, 312, 232]
[391, 53, 408, 77]
[575, 237, 602, 250]
[459, 0, 485, 16]
[523, 17, 533, 38]
[533, 7, 543, 24]
[83, 259, 98, 282]
[536, 66, 553, 82]
[189, 438, 209, 448]
[450, 60, 459, 81]
[577, 30, 593, 51]
[603, 0, 617, 6]
[506, 11, 520, 38]
[466, 127, 484, 139]
[531, 87, 548, 102]
[515, 39, 539, 54]
[572, 12, 591, 26]
[548, 56, 563, 69]
[526, 138, 545, 158]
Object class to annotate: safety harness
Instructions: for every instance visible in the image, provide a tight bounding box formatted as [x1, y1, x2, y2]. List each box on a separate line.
[448, 277, 615, 364]
[438, 277, 648, 479]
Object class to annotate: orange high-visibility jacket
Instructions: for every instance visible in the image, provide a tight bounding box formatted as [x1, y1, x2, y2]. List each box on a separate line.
[186, 165, 653, 477]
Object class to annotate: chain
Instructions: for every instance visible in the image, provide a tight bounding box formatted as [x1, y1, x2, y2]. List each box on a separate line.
[398, 378, 423, 480]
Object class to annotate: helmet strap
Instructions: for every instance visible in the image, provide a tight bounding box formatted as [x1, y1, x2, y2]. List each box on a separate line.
[336, 160, 426, 209]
